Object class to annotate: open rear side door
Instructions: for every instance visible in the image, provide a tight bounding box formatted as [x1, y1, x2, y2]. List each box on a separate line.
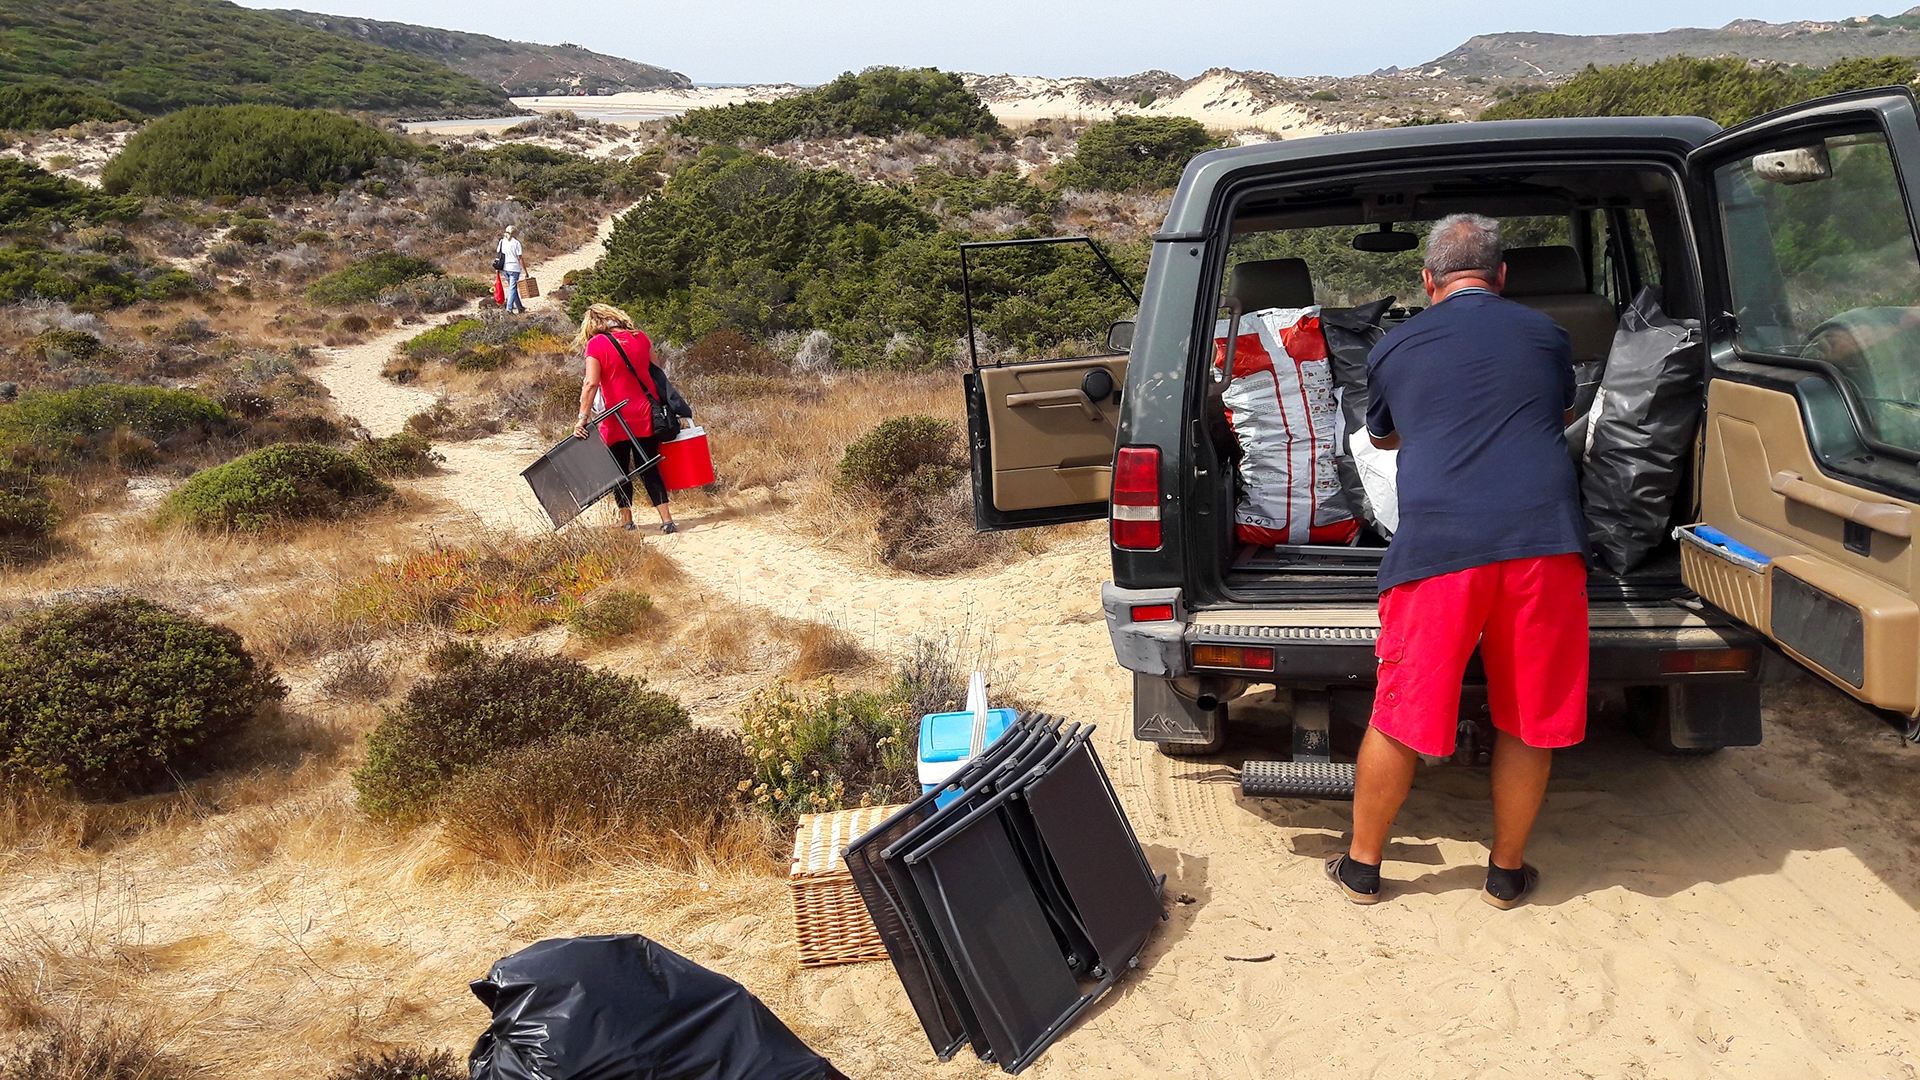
[1687, 88, 1920, 717]
[962, 237, 1135, 530]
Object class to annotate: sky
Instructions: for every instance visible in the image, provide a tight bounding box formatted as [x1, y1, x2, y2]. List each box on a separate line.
[236, 1, 1888, 84]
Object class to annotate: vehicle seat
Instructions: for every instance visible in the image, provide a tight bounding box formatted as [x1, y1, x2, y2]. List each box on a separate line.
[1502, 246, 1617, 362]
[1228, 258, 1315, 311]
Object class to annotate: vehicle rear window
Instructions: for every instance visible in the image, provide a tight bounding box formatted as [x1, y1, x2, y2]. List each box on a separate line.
[1226, 215, 1575, 310]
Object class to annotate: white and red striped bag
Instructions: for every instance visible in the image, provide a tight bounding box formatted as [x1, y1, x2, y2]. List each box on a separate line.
[1213, 306, 1358, 547]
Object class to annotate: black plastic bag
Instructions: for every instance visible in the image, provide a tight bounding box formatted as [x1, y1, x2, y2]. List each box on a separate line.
[468, 935, 843, 1080]
[1580, 289, 1702, 575]
[1322, 296, 1396, 535]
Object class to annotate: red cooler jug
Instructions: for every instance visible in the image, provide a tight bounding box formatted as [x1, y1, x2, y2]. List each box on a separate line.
[658, 426, 716, 490]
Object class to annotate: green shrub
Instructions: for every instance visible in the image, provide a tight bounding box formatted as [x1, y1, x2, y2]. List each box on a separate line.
[567, 589, 655, 643]
[0, 160, 143, 227]
[1482, 55, 1920, 128]
[291, 229, 330, 245]
[352, 651, 689, 822]
[21, 328, 110, 364]
[325, 1047, 464, 1080]
[0, 597, 286, 797]
[738, 678, 915, 819]
[837, 415, 960, 494]
[438, 728, 752, 866]
[379, 274, 487, 313]
[0, 83, 142, 129]
[307, 252, 442, 306]
[349, 430, 438, 478]
[0, 385, 228, 461]
[1048, 115, 1225, 193]
[672, 66, 999, 144]
[100, 105, 406, 197]
[0, 245, 196, 309]
[909, 165, 1059, 219]
[424, 142, 637, 202]
[228, 221, 271, 245]
[574, 146, 1139, 364]
[401, 318, 484, 358]
[163, 443, 393, 531]
[0, 455, 57, 551]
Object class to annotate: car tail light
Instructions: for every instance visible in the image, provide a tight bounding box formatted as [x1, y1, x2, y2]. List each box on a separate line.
[1659, 648, 1757, 675]
[1192, 644, 1275, 671]
[1112, 447, 1161, 550]
[1131, 604, 1175, 622]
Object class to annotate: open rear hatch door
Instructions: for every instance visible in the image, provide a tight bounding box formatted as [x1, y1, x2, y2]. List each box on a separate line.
[1685, 87, 1920, 717]
[961, 237, 1137, 530]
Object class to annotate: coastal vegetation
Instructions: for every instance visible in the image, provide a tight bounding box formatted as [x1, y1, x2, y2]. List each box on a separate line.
[101, 105, 407, 196]
[670, 66, 1000, 143]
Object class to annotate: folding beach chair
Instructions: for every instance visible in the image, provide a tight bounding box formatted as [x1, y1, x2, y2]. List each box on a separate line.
[520, 400, 659, 530]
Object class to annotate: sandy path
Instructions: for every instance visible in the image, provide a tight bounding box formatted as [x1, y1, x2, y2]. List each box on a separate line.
[281, 215, 1920, 1078]
[308, 210, 625, 437]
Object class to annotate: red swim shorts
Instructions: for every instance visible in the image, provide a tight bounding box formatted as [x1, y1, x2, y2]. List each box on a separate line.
[1370, 553, 1589, 757]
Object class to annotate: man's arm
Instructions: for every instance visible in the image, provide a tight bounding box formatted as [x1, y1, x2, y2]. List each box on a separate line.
[1365, 350, 1397, 449]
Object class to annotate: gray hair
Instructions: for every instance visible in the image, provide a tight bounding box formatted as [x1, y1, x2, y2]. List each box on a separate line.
[1424, 213, 1503, 280]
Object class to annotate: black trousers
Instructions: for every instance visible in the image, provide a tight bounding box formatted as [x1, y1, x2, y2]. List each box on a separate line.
[609, 437, 669, 508]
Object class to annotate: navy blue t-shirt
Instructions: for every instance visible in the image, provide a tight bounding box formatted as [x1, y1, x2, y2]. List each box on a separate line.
[1366, 289, 1590, 593]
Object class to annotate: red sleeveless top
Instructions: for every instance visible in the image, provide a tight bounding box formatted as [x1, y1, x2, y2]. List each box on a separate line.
[586, 329, 659, 442]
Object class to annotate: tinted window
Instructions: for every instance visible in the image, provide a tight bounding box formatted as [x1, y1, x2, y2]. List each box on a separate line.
[1716, 131, 1920, 450]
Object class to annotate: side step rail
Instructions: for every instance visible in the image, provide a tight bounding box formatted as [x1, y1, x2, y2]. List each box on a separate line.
[1240, 761, 1356, 800]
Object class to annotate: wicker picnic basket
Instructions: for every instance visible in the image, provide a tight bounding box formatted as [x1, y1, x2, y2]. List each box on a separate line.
[790, 804, 902, 967]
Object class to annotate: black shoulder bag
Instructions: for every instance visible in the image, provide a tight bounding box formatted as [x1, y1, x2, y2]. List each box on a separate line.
[598, 332, 676, 441]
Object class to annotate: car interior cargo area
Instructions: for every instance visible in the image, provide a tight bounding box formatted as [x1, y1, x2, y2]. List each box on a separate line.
[1206, 162, 1701, 604]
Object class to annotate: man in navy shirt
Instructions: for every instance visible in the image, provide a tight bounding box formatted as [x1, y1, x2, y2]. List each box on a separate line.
[1326, 213, 1591, 910]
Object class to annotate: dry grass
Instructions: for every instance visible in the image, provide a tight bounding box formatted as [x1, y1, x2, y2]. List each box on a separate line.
[0, 1012, 189, 1080]
[782, 618, 871, 680]
[335, 525, 680, 636]
[674, 367, 1088, 573]
[436, 729, 775, 879]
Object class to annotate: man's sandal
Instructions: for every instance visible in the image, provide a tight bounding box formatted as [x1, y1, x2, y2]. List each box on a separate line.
[1325, 854, 1381, 905]
[1481, 863, 1540, 910]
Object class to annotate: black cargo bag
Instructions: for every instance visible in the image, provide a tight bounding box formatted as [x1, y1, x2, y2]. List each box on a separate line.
[1580, 288, 1703, 575]
[468, 934, 844, 1080]
[1321, 296, 1396, 536]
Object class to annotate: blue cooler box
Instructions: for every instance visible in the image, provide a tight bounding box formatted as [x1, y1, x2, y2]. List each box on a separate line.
[919, 708, 1017, 806]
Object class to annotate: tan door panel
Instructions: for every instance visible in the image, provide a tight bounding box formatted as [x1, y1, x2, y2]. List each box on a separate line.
[978, 356, 1127, 512]
[1700, 379, 1919, 713]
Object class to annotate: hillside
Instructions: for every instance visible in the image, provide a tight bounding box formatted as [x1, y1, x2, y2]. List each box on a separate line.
[0, 0, 510, 116]
[1419, 10, 1920, 80]
[964, 68, 1494, 134]
[268, 10, 691, 96]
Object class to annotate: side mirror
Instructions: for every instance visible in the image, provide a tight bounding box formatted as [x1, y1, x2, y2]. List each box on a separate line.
[1106, 320, 1136, 353]
[1352, 224, 1419, 252]
[1753, 144, 1832, 185]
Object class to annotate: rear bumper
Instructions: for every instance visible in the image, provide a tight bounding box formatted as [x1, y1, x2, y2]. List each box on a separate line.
[1103, 582, 1765, 686]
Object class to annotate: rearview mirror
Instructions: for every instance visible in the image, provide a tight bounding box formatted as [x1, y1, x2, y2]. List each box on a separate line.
[1352, 224, 1419, 252]
[1106, 320, 1135, 353]
[1753, 144, 1832, 185]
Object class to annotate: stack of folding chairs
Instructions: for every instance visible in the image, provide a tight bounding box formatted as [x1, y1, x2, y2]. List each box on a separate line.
[843, 715, 1164, 1074]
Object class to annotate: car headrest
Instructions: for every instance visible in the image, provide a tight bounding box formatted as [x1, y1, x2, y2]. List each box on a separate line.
[1228, 258, 1315, 311]
[1501, 246, 1589, 298]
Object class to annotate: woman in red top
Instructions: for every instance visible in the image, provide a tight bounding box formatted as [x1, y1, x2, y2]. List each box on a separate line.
[571, 303, 690, 533]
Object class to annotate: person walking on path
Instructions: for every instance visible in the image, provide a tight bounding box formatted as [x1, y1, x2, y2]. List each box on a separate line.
[499, 225, 526, 314]
[1326, 213, 1591, 910]
[572, 303, 692, 533]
